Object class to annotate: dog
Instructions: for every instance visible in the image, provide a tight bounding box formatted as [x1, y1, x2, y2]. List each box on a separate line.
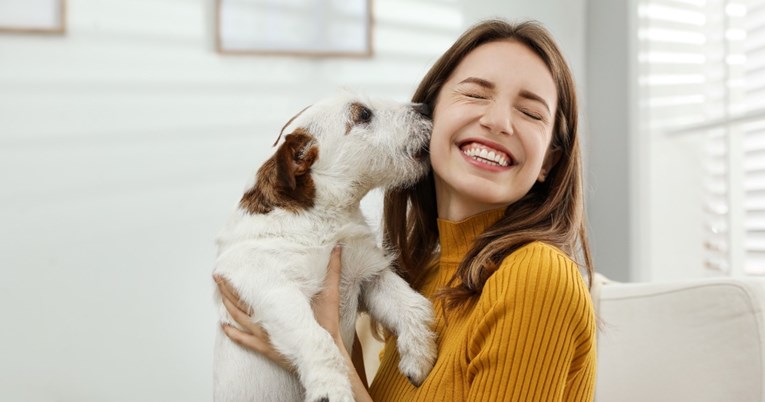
[213, 92, 438, 402]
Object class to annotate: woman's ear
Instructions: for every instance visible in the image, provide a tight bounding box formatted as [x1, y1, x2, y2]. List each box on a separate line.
[538, 146, 561, 183]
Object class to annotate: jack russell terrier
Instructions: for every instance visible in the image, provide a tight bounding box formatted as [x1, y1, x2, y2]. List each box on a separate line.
[213, 92, 437, 402]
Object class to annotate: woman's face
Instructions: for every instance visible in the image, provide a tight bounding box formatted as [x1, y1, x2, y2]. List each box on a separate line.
[429, 40, 559, 221]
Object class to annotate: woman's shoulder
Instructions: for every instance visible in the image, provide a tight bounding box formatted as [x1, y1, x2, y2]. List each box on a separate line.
[482, 241, 590, 307]
[469, 241, 597, 386]
[508, 240, 573, 260]
[497, 240, 579, 274]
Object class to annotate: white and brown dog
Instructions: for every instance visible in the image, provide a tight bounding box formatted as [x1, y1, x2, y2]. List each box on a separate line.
[213, 92, 437, 402]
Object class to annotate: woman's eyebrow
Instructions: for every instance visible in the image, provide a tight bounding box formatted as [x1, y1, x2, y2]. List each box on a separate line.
[458, 77, 495, 89]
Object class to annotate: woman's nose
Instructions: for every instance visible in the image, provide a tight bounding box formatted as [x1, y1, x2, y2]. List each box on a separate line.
[479, 100, 513, 135]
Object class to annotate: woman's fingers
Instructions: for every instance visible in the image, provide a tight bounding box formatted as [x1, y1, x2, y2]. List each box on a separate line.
[214, 275, 295, 372]
[221, 323, 267, 352]
[215, 276, 262, 335]
[214, 245, 344, 371]
[221, 323, 295, 372]
[221, 293, 261, 334]
[214, 275, 251, 314]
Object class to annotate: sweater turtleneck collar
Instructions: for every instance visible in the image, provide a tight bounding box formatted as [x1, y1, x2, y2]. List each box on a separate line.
[436, 207, 506, 265]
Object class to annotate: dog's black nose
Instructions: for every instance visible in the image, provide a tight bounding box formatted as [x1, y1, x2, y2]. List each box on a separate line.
[412, 103, 431, 118]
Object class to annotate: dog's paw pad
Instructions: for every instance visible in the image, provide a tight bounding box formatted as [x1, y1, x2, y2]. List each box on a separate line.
[309, 390, 352, 402]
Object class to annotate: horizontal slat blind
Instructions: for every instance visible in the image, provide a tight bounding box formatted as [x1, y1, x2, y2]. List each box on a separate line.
[744, 1, 765, 274]
[639, 0, 765, 276]
[639, 0, 732, 274]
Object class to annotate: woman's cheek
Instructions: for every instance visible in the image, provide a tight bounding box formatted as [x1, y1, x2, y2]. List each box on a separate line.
[428, 128, 448, 166]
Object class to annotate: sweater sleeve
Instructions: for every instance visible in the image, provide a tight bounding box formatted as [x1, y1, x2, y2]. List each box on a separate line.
[465, 242, 596, 402]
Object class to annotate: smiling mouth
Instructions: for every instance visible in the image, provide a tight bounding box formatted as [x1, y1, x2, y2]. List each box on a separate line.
[459, 141, 513, 167]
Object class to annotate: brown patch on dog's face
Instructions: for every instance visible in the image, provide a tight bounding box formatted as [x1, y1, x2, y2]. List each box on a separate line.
[345, 102, 374, 134]
[240, 129, 319, 214]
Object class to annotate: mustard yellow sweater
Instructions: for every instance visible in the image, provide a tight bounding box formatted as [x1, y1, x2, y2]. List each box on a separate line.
[369, 209, 597, 401]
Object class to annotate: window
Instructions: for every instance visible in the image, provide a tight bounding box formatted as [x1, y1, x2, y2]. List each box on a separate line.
[637, 0, 765, 277]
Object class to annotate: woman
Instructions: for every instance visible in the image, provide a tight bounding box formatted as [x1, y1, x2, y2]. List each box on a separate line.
[217, 19, 596, 401]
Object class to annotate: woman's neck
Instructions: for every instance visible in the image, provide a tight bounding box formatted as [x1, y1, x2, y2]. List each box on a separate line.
[435, 180, 508, 221]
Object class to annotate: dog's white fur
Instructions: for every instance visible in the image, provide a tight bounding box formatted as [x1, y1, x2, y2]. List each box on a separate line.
[213, 92, 437, 402]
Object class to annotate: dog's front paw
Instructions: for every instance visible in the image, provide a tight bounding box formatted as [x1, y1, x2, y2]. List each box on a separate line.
[398, 329, 437, 387]
[305, 383, 354, 402]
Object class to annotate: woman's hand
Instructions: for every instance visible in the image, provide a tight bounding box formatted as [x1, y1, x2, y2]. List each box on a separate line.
[214, 244, 345, 366]
[216, 245, 371, 401]
[311, 244, 344, 342]
[214, 274, 295, 372]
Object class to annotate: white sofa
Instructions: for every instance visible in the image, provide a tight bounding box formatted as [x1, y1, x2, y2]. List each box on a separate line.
[593, 274, 765, 402]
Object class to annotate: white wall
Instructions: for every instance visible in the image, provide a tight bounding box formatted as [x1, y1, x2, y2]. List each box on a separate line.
[585, 0, 634, 282]
[0, 1, 585, 400]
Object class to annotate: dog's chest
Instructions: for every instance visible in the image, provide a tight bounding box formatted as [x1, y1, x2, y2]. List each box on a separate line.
[217, 208, 387, 287]
[219, 209, 365, 246]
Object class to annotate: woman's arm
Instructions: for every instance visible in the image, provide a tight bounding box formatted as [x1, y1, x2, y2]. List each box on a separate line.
[352, 334, 369, 389]
[215, 245, 374, 402]
[465, 243, 596, 402]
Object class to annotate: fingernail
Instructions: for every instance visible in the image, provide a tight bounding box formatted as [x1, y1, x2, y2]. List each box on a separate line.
[333, 244, 343, 251]
[213, 274, 222, 283]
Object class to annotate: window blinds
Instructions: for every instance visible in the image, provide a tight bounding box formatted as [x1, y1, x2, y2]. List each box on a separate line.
[743, 1, 765, 274]
[638, 0, 765, 275]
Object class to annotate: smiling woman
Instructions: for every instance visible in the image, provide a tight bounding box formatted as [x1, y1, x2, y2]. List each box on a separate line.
[373, 19, 595, 401]
[216, 19, 596, 402]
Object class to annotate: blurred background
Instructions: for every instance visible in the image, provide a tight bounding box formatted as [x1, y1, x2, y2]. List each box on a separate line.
[0, 0, 761, 400]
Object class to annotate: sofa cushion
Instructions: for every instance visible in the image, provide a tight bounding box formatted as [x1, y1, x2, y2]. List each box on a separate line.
[595, 277, 765, 402]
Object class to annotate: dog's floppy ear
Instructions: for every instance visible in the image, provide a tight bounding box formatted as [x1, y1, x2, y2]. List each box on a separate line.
[240, 129, 319, 214]
[276, 131, 318, 191]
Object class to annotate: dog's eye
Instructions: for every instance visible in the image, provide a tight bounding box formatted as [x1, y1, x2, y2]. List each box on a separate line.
[359, 107, 372, 123]
[350, 102, 374, 126]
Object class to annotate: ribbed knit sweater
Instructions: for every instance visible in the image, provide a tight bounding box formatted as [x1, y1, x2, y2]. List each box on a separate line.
[368, 208, 597, 401]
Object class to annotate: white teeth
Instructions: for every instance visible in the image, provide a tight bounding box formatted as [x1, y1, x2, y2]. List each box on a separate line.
[461, 143, 510, 167]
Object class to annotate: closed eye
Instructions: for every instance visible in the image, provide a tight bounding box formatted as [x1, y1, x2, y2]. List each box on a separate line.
[520, 108, 544, 121]
[455, 86, 490, 100]
[464, 92, 488, 100]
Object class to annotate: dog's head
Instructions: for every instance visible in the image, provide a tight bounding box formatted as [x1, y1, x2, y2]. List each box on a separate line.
[240, 92, 432, 214]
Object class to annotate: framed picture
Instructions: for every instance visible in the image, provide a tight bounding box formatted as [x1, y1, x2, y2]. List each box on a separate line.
[0, 0, 66, 35]
[215, 0, 373, 57]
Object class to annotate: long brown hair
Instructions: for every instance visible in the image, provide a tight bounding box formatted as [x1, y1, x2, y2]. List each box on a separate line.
[383, 19, 593, 310]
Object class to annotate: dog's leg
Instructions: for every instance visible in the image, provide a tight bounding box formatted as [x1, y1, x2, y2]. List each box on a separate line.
[361, 269, 437, 386]
[231, 276, 355, 402]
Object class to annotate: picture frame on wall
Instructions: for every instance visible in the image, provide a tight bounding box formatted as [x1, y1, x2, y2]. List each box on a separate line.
[215, 0, 373, 57]
[0, 0, 66, 35]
